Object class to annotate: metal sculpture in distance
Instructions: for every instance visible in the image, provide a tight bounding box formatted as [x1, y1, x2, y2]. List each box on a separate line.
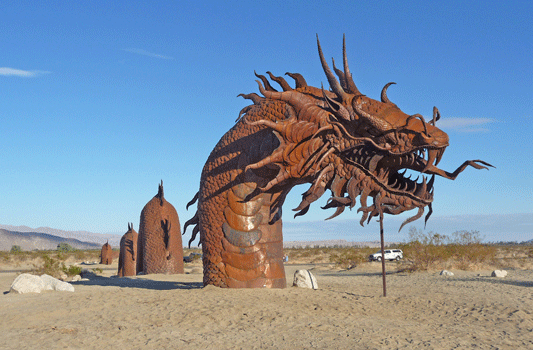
[100, 241, 113, 265]
[138, 181, 184, 275]
[185, 35, 492, 288]
[118, 223, 138, 277]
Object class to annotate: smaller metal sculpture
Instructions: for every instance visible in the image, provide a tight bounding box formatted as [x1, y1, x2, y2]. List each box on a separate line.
[100, 241, 113, 265]
[138, 181, 184, 274]
[118, 223, 138, 277]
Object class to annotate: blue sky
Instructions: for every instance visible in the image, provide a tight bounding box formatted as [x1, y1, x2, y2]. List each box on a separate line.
[1, 1, 532, 243]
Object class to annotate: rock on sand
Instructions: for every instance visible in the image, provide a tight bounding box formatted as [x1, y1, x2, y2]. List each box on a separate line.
[491, 270, 508, 278]
[9, 273, 74, 294]
[293, 269, 318, 289]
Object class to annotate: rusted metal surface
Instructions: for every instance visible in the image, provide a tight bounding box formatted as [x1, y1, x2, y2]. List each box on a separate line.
[100, 241, 113, 265]
[185, 36, 492, 288]
[138, 181, 184, 275]
[118, 223, 138, 277]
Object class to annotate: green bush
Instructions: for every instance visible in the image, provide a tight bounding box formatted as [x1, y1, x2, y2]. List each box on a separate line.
[57, 243, 75, 252]
[63, 265, 82, 276]
[10, 245, 23, 254]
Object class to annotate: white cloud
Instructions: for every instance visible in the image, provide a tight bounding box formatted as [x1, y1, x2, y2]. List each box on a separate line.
[0, 67, 51, 78]
[437, 117, 494, 132]
[123, 48, 174, 60]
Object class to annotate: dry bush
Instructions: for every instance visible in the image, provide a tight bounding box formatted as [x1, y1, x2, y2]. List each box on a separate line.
[490, 245, 533, 270]
[71, 250, 100, 262]
[0, 249, 100, 277]
[399, 228, 497, 272]
[0, 251, 10, 262]
[30, 254, 83, 278]
[285, 247, 327, 263]
[31, 254, 66, 278]
[329, 247, 375, 269]
[284, 246, 376, 267]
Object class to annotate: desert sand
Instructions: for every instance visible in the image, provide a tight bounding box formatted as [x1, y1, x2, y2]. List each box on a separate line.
[1, 260, 532, 349]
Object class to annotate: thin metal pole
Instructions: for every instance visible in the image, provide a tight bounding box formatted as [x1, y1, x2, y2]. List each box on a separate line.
[379, 213, 387, 297]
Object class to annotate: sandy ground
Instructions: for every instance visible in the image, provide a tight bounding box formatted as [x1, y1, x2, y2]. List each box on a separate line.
[1, 261, 532, 349]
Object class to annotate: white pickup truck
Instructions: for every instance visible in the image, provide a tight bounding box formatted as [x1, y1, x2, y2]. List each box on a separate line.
[368, 249, 403, 262]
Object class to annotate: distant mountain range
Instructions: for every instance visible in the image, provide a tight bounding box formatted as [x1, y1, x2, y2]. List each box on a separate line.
[0, 228, 102, 251]
[0, 224, 121, 251]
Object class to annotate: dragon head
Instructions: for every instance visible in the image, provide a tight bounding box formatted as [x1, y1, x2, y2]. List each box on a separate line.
[241, 35, 492, 230]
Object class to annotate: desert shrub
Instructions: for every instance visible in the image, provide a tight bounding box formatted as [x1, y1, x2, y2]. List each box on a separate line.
[63, 265, 82, 276]
[287, 247, 322, 260]
[0, 251, 9, 261]
[10, 245, 23, 254]
[72, 250, 100, 261]
[400, 227, 496, 272]
[73, 250, 87, 260]
[31, 254, 65, 278]
[30, 253, 84, 278]
[329, 247, 374, 269]
[283, 246, 377, 266]
[55, 251, 66, 261]
[9, 250, 35, 262]
[57, 243, 75, 252]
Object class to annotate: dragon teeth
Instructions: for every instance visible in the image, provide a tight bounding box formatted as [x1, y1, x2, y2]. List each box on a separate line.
[413, 176, 427, 197]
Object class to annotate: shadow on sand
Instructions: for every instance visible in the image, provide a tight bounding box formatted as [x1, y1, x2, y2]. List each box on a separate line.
[73, 276, 203, 290]
[453, 276, 533, 288]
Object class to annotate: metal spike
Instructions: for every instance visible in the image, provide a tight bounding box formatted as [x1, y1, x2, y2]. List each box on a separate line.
[414, 176, 427, 197]
[435, 148, 444, 166]
[398, 206, 424, 232]
[427, 174, 435, 191]
[424, 203, 433, 227]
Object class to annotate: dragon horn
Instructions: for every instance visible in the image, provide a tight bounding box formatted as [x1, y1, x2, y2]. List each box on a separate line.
[317, 34, 350, 102]
[381, 82, 396, 104]
[431, 106, 441, 125]
[342, 34, 361, 95]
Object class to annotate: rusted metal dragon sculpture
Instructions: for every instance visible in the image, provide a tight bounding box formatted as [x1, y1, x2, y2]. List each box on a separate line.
[185, 36, 492, 288]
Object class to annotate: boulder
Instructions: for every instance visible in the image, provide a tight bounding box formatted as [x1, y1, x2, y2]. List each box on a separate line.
[71, 275, 82, 282]
[9, 274, 45, 294]
[40, 274, 75, 292]
[9, 274, 74, 294]
[491, 270, 508, 278]
[440, 270, 454, 276]
[293, 269, 318, 289]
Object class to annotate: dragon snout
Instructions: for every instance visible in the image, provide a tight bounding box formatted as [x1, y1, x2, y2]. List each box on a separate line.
[418, 125, 449, 149]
